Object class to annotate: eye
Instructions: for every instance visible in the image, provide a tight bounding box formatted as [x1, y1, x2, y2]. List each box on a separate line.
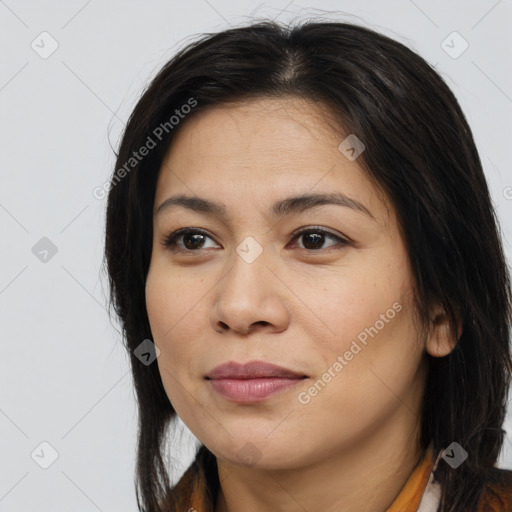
[160, 226, 350, 253]
[161, 228, 218, 252]
[288, 226, 349, 251]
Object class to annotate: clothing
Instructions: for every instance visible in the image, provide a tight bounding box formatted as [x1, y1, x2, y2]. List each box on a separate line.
[170, 443, 512, 511]
[386, 441, 440, 511]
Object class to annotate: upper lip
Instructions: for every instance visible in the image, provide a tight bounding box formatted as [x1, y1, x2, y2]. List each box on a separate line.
[206, 360, 307, 380]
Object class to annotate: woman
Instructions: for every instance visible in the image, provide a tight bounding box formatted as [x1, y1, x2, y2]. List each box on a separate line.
[103, 19, 512, 511]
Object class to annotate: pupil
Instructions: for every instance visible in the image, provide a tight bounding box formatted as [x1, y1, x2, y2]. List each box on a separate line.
[184, 233, 204, 250]
[303, 232, 323, 249]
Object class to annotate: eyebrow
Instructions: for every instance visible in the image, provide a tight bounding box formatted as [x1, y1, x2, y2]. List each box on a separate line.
[155, 192, 376, 221]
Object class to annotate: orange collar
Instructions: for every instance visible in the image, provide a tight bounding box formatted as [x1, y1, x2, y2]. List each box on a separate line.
[385, 443, 435, 512]
[173, 443, 436, 512]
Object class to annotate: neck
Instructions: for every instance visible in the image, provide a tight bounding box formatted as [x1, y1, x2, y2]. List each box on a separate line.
[214, 409, 425, 512]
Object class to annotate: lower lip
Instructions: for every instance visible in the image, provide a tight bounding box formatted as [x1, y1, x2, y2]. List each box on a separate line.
[209, 377, 304, 403]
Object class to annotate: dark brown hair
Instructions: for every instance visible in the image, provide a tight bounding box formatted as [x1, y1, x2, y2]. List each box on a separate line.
[103, 19, 512, 511]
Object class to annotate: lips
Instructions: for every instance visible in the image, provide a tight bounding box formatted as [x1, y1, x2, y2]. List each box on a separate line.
[206, 360, 307, 380]
[206, 360, 308, 403]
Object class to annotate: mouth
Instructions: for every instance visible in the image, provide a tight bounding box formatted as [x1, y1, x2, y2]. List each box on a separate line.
[205, 360, 308, 403]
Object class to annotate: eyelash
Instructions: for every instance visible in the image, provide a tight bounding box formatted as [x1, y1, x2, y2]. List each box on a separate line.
[160, 226, 350, 254]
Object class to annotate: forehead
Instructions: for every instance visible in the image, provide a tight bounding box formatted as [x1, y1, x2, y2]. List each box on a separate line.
[154, 96, 392, 227]
[165, 96, 343, 158]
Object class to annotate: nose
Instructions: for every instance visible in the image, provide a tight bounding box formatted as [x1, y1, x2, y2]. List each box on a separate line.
[209, 249, 291, 336]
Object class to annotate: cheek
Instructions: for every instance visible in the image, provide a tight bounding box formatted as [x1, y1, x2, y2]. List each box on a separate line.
[145, 261, 203, 346]
[311, 291, 422, 416]
[303, 257, 410, 350]
[293, 299, 422, 451]
[145, 263, 209, 395]
[301, 247, 422, 394]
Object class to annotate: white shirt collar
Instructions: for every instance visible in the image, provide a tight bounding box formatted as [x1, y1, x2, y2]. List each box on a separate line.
[417, 449, 443, 512]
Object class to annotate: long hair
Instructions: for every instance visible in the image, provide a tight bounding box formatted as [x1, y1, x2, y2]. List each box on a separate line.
[103, 19, 512, 511]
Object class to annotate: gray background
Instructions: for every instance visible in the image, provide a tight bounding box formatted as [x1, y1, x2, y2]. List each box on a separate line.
[1, 1, 511, 510]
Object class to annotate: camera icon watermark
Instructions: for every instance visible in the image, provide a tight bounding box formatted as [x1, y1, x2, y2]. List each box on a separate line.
[31, 32, 59, 59]
[441, 31, 469, 59]
[31, 441, 59, 469]
[236, 236, 263, 264]
[134, 339, 160, 365]
[237, 442, 263, 466]
[441, 441, 468, 469]
[338, 134, 365, 161]
[32, 237, 58, 263]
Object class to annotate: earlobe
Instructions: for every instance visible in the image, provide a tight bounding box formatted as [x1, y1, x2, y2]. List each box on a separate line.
[425, 308, 462, 358]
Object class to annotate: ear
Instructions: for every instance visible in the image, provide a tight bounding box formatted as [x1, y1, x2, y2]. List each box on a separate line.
[425, 305, 462, 358]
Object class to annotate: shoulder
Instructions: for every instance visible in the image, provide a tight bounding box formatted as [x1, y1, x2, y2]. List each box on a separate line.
[477, 467, 512, 512]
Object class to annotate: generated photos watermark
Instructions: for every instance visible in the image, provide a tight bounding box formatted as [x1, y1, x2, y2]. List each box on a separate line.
[297, 301, 403, 405]
[93, 97, 198, 200]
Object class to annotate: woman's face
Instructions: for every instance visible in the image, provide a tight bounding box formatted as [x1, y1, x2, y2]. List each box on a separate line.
[145, 96, 430, 469]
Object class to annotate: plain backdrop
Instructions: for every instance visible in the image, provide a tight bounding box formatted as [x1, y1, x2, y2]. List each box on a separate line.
[1, 1, 511, 510]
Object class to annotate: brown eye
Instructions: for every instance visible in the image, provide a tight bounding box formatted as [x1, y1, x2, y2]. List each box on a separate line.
[161, 226, 349, 254]
[289, 228, 349, 251]
[161, 228, 218, 251]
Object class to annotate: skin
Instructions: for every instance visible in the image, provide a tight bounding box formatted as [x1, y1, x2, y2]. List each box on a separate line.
[145, 96, 458, 512]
